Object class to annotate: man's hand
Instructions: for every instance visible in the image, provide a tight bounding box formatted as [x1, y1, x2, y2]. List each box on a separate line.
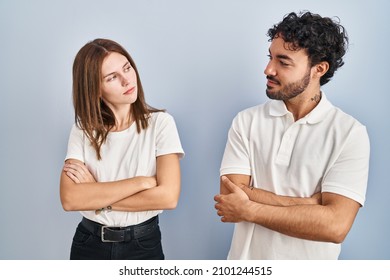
[214, 176, 252, 223]
[311, 192, 322, 204]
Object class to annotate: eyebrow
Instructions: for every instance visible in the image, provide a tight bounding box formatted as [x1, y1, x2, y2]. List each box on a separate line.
[268, 49, 294, 62]
[102, 61, 130, 79]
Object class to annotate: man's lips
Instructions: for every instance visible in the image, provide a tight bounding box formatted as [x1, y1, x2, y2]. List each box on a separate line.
[267, 80, 278, 87]
[266, 76, 280, 87]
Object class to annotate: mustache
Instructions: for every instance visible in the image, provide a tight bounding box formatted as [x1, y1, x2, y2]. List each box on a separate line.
[266, 75, 280, 83]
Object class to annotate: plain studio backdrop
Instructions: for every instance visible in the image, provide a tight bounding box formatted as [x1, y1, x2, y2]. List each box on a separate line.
[0, 0, 389, 259]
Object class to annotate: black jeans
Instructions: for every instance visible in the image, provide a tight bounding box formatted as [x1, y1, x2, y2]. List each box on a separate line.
[70, 217, 165, 260]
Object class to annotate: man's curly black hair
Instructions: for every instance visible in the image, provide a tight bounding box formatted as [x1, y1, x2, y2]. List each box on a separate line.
[267, 11, 349, 86]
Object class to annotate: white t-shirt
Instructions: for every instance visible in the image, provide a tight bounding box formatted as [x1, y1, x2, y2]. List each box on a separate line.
[65, 112, 184, 227]
[220, 93, 370, 259]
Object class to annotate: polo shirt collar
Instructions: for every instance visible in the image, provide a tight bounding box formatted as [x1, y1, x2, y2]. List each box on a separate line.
[268, 92, 333, 124]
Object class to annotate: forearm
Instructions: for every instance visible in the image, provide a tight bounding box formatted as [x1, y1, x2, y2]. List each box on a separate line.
[242, 193, 357, 243]
[111, 184, 180, 211]
[112, 154, 181, 212]
[243, 187, 320, 206]
[60, 173, 155, 211]
[221, 174, 319, 206]
[216, 176, 358, 243]
[245, 201, 336, 242]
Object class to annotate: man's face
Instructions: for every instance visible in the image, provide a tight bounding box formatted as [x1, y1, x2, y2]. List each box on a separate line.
[264, 36, 313, 100]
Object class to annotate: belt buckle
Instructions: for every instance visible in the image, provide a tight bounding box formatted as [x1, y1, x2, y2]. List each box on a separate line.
[101, 225, 115, 242]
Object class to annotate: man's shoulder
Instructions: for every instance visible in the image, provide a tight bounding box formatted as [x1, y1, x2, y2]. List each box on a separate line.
[320, 94, 366, 128]
[236, 102, 270, 119]
[229, 102, 271, 131]
[328, 105, 366, 129]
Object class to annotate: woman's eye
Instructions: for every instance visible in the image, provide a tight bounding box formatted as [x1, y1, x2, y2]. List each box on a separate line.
[124, 66, 132, 72]
[107, 75, 116, 82]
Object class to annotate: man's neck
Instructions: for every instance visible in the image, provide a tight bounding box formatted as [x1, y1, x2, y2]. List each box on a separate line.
[284, 90, 322, 121]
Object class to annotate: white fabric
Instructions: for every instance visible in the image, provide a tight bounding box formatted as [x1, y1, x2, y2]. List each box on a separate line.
[220, 93, 370, 259]
[65, 112, 184, 227]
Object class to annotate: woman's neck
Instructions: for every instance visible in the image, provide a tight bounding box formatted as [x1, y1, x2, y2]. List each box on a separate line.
[110, 106, 133, 132]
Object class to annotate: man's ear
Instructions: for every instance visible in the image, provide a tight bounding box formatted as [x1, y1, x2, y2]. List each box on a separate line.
[313, 61, 330, 78]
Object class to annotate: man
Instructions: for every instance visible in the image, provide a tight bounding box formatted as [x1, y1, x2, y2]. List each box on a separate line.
[214, 11, 370, 259]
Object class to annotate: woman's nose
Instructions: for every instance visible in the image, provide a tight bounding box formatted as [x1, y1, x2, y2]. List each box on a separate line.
[121, 76, 130, 87]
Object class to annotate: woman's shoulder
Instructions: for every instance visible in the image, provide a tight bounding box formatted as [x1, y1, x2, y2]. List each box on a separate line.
[69, 122, 83, 133]
[67, 123, 87, 140]
[147, 111, 180, 131]
[149, 111, 175, 122]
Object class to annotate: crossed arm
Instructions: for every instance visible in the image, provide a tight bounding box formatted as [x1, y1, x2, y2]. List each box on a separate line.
[60, 154, 181, 212]
[214, 174, 360, 243]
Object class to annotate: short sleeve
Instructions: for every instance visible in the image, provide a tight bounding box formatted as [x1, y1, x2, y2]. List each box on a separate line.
[155, 113, 184, 158]
[220, 113, 251, 176]
[322, 125, 370, 206]
[65, 124, 86, 162]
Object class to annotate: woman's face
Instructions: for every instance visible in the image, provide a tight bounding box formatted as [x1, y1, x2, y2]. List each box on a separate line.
[100, 52, 138, 110]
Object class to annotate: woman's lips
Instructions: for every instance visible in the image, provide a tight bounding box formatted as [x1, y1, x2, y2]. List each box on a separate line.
[123, 86, 136, 95]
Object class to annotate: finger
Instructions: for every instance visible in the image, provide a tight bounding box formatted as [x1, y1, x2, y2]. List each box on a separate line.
[67, 167, 83, 181]
[76, 163, 89, 175]
[71, 163, 95, 181]
[67, 163, 89, 181]
[67, 163, 85, 175]
[66, 171, 80, 184]
[221, 176, 241, 193]
[66, 164, 96, 183]
[63, 166, 78, 177]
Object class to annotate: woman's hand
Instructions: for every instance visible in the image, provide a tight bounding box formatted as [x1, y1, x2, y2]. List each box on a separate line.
[63, 160, 96, 184]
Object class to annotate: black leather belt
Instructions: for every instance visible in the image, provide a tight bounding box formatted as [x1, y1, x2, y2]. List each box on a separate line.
[81, 216, 159, 243]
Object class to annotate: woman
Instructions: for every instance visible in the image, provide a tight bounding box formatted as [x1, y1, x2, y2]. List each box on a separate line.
[60, 38, 184, 260]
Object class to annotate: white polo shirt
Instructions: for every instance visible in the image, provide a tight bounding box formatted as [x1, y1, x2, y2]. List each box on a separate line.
[220, 93, 370, 259]
[65, 112, 184, 227]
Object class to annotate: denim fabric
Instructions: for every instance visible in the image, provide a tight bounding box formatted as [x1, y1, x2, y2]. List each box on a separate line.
[70, 219, 165, 260]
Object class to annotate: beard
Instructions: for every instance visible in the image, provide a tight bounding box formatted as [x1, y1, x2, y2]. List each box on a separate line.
[266, 68, 311, 101]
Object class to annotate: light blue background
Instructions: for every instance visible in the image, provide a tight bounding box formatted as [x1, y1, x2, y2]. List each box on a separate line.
[0, 0, 389, 259]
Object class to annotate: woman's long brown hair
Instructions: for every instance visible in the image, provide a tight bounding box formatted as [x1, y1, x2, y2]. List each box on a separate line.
[72, 38, 163, 160]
